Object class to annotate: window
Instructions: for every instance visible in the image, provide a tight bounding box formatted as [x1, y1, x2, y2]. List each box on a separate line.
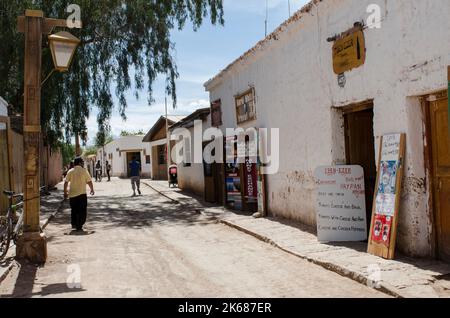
[183, 137, 192, 167]
[158, 145, 166, 165]
[235, 88, 256, 124]
[146, 155, 151, 164]
[211, 100, 222, 127]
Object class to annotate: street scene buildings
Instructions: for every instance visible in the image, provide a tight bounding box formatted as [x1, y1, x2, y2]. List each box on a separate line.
[0, 0, 449, 300]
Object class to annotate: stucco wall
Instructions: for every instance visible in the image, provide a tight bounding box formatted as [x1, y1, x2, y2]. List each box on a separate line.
[97, 136, 152, 178]
[174, 116, 211, 196]
[206, 0, 450, 257]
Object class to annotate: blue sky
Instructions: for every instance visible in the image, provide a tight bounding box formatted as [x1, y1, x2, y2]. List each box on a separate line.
[85, 0, 309, 143]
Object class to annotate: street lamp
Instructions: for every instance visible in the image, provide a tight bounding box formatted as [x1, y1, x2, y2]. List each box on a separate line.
[48, 31, 81, 72]
[16, 10, 81, 264]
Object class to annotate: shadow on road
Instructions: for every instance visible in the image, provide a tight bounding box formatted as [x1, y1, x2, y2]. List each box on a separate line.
[49, 194, 216, 231]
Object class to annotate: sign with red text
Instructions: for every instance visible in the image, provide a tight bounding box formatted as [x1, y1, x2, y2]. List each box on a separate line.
[314, 166, 367, 242]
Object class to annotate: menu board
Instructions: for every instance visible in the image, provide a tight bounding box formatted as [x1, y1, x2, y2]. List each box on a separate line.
[314, 166, 367, 242]
[368, 134, 406, 260]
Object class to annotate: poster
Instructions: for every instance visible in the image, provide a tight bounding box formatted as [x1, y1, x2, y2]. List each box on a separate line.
[372, 215, 393, 245]
[244, 158, 257, 203]
[314, 165, 367, 242]
[371, 134, 401, 247]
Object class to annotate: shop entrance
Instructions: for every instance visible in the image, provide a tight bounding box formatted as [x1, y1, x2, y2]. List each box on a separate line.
[203, 141, 225, 204]
[426, 91, 450, 262]
[343, 101, 377, 232]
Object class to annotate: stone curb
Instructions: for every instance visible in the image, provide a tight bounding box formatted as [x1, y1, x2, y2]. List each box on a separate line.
[41, 198, 66, 231]
[0, 261, 14, 285]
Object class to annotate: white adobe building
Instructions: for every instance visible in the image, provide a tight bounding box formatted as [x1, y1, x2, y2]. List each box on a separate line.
[96, 135, 152, 178]
[204, 0, 450, 259]
[169, 108, 211, 196]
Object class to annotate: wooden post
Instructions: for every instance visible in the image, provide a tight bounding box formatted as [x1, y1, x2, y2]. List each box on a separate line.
[75, 133, 81, 156]
[16, 10, 68, 263]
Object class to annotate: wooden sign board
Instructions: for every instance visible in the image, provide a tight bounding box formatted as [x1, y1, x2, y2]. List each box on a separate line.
[368, 134, 406, 259]
[314, 165, 367, 242]
[333, 30, 366, 75]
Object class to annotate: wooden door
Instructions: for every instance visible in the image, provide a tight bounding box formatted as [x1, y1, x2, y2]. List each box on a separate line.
[429, 94, 450, 261]
[214, 163, 225, 204]
[203, 142, 216, 203]
[344, 106, 377, 231]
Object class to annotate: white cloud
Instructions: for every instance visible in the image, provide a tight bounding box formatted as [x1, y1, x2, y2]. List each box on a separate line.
[86, 98, 210, 144]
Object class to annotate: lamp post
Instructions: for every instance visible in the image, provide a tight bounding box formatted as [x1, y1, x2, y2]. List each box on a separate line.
[17, 10, 80, 263]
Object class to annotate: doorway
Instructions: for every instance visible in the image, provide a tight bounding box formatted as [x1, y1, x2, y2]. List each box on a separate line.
[426, 91, 450, 262]
[343, 101, 377, 232]
[126, 152, 141, 177]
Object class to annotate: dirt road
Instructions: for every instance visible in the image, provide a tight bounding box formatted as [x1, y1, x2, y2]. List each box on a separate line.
[0, 178, 387, 298]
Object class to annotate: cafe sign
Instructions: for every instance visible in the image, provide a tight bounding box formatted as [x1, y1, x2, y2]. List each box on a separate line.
[332, 28, 366, 75]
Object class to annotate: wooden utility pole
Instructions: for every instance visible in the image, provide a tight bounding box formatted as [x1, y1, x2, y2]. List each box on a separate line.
[17, 10, 67, 263]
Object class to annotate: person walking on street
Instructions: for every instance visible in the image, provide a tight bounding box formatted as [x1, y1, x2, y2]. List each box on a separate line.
[130, 156, 141, 196]
[95, 160, 102, 182]
[106, 160, 111, 182]
[64, 157, 95, 231]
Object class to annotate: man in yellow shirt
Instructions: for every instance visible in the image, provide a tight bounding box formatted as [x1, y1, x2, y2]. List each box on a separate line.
[64, 157, 95, 231]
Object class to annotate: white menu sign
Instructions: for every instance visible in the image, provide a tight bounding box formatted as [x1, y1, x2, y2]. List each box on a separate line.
[314, 166, 367, 242]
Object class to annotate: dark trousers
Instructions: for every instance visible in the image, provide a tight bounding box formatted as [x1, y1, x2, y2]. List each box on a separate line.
[107, 170, 111, 181]
[70, 194, 87, 230]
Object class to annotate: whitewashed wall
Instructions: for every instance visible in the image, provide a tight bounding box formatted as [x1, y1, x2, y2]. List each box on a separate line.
[205, 0, 450, 257]
[174, 115, 211, 196]
[97, 136, 151, 178]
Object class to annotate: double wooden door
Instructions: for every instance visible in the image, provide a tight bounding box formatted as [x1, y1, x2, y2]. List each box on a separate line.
[429, 94, 450, 261]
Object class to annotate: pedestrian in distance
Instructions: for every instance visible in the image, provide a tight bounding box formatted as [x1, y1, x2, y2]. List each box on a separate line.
[64, 157, 95, 232]
[130, 156, 142, 197]
[95, 160, 102, 182]
[106, 160, 111, 182]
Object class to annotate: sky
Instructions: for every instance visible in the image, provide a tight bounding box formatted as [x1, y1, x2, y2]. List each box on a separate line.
[85, 0, 309, 144]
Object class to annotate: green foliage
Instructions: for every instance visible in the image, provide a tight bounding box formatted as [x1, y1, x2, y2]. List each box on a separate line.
[120, 129, 144, 136]
[94, 132, 114, 148]
[0, 0, 224, 146]
[83, 145, 97, 156]
[59, 142, 75, 166]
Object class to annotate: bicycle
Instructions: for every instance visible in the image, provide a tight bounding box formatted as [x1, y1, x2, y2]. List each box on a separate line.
[0, 187, 47, 259]
[0, 191, 24, 259]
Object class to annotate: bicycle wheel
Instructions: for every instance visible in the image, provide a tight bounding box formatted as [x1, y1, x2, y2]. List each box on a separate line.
[0, 215, 12, 259]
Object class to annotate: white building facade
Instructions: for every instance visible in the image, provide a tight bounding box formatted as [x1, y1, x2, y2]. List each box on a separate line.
[97, 135, 152, 178]
[205, 0, 450, 259]
[170, 108, 211, 196]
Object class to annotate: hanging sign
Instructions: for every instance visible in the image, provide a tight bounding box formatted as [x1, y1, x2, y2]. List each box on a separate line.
[368, 134, 406, 260]
[314, 165, 367, 242]
[332, 28, 366, 75]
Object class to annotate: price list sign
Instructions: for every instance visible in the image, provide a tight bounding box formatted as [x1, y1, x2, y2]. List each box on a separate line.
[314, 166, 367, 242]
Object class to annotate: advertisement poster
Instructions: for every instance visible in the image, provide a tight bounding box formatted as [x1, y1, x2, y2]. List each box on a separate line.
[372, 215, 393, 245]
[371, 134, 401, 246]
[244, 158, 257, 203]
[314, 165, 367, 242]
[226, 161, 242, 210]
